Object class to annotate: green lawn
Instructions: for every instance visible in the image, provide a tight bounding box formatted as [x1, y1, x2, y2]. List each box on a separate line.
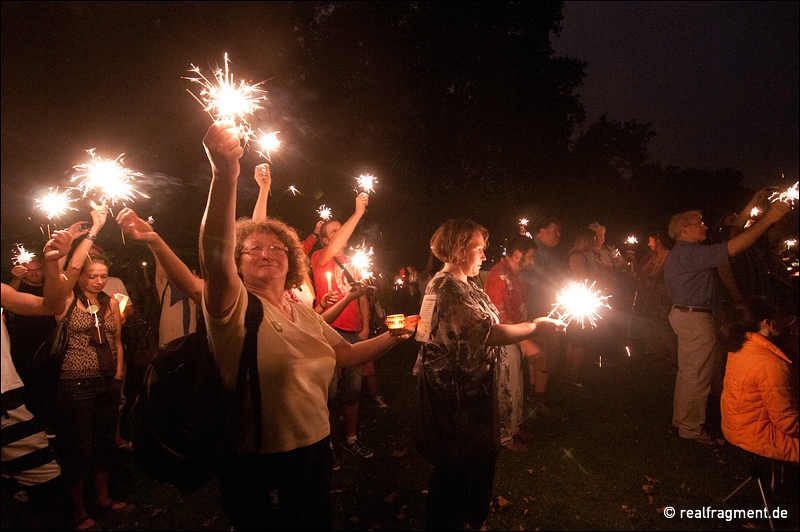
[3, 339, 798, 531]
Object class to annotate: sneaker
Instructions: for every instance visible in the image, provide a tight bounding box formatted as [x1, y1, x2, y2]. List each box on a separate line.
[374, 395, 389, 408]
[345, 439, 374, 459]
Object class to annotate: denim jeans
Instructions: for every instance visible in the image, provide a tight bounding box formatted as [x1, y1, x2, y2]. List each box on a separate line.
[328, 330, 363, 406]
[55, 375, 121, 482]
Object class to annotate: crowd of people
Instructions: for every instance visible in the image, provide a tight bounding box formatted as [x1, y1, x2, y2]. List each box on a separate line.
[2, 120, 798, 531]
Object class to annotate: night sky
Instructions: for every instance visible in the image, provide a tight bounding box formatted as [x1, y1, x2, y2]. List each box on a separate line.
[2, 2, 798, 279]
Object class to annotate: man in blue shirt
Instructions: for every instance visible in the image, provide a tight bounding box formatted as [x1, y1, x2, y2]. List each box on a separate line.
[664, 201, 790, 446]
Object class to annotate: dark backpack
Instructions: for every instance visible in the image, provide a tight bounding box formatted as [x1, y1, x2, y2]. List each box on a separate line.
[130, 291, 263, 494]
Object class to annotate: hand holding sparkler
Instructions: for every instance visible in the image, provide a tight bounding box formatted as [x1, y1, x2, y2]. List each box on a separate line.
[203, 121, 244, 180]
[356, 174, 377, 195]
[529, 316, 567, 337]
[43, 230, 76, 262]
[65, 220, 91, 240]
[254, 163, 272, 191]
[354, 192, 369, 217]
[116, 207, 158, 243]
[10, 265, 27, 282]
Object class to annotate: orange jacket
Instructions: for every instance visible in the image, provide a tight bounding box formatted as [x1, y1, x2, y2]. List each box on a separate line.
[721, 332, 798, 463]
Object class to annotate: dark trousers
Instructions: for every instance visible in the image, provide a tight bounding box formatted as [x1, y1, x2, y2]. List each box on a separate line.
[425, 459, 496, 530]
[54, 375, 120, 482]
[219, 436, 333, 531]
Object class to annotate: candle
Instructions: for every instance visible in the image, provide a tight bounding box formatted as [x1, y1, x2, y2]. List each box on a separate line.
[386, 314, 405, 331]
[326, 271, 333, 293]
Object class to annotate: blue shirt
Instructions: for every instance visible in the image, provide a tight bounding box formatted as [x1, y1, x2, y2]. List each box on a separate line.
[663, 240, 729, 308]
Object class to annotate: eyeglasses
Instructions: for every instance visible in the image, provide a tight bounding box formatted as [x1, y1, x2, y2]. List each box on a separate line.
[242, 244, 289, 257]
[685, 221, 706, 228]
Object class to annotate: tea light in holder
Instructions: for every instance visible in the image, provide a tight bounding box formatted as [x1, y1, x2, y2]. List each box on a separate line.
[386, 314, 406, 332]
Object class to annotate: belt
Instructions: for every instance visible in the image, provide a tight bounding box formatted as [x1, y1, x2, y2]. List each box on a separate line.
[672, 304, 712, 314]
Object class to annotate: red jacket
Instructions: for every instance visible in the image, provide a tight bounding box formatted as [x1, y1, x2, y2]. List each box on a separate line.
[721, 333, 798, 463]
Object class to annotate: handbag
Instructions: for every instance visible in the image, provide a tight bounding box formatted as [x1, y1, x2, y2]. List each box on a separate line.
[33, 296, 78, 373]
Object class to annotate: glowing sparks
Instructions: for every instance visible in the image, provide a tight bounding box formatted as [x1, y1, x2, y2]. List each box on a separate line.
[184, 53, 267, 143]
[317, 204, 332, 221]
[71, 149, 148, 206]
[625, 235, 638, 245]
[12, 244, 34, 265]
[750, 206, 761, 218]
[769, 181, 798, 205]
[255, 129, 281, 163]
[519, 218, 529, 226]
[356, 174, 377, 194]
[349, 243, 374, 280]
[548, 280, 611, 329]
[786, 239, 797, 249]
[286, 186, 301, 196]
[35, 187, 78, 219]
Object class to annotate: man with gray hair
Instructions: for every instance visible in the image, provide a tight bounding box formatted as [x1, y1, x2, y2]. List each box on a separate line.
[664, 200, 790, 446]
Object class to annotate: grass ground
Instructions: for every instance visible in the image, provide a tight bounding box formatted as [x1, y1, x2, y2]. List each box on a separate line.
[3, 338, 798, 531]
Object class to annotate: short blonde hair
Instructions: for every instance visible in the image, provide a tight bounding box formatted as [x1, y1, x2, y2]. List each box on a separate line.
[235, 217, 308, 290]
[668, 210, 702, 241]
[430, 219, 489, 264]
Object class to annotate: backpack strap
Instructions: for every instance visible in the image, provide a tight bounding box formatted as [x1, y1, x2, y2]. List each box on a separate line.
[236, 291, 264, 451]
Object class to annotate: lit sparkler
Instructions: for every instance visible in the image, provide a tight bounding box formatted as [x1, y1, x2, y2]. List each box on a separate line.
[317, 204, 332, 221]
[519, 218, 529, 226]
[769, 181, 799, 205]
[625, 235, 638, 245]
[12, 244, 34, 265]
[71, 149, 148, 206]
[356, 174, 377, 194]
[786, 239, 797, 249]
[255, 129, 281, 163]
[750, 206, 761, 218]
[548, 280, 612, 329]
[184, 53, 267, 143]
[35, 187, 78, 219]
[286, 186, 301, 196]
[349, 243, 374, 280]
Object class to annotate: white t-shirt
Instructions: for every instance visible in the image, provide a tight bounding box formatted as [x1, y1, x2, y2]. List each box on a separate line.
[203, 281, 343, 454]
[1, 319, 24, 394]
[156, 276, 198, 346]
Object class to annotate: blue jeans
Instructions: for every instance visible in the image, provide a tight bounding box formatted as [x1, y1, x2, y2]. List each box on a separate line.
[328, 330, 363, 406]
[55, 375, 121, 482]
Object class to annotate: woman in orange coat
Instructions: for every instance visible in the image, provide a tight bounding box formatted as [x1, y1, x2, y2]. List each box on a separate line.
[720, 296, 798, 463]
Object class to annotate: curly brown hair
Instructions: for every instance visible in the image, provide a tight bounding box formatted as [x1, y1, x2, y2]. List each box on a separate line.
[234, 217, 308, 290]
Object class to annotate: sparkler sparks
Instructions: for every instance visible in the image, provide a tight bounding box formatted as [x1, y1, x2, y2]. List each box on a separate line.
[356, 174, 377, 194]
[12, 244, 34, 265]
[255, 129, 281, 163]
[184, 53, 267, 143]
[317, 204, 332, 221]
[786, 239, 797, 249]
[519, 218, 529, 226]
[548, 280, 611, 329]
[286, 186, 301, 196]
[769, 181, 798, 205]
[750, 206, 761, 218]
[349, 243, 374, 280]
[35, 187, 78, 219]
[71, 149, 148, 206]
[625, 235, 638, 245]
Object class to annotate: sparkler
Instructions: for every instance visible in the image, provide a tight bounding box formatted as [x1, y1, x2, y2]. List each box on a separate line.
[286, 186, 301, 196]
[317, 204, 332, 221]
[70, 149, 148, 206]
[548, 280, 611, 329]
[255, 129, 281, 163]
[750, 206, 761, 218]
[769, 181, 798, 205]
[35, 187, 78, 220]
[519, 218, 529, 226]
[349, 243, 374, 280]
[184, 53, 267, 143]
[12, 244, 34, 265]
[356, 174, 377, 194]
[786, 239, 797, 249]
[625, 235, 638, 245]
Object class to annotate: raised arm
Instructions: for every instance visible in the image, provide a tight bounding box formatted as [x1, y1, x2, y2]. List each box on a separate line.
[727, 201, 791, 257]
[252, 163, 271, 223]
[199, 121, 244, 318]
[732, 189, 770, 232]
[1, 230, 76, 316]
[316, 193, 369, 264]
[63, 204, 108, 290]
[117, 207, 204, 304]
